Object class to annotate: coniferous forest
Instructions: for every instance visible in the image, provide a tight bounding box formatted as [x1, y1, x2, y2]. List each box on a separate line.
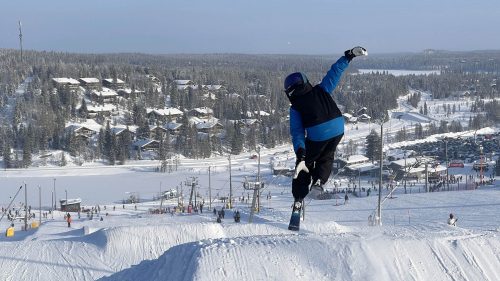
[0, 49, 498, 167]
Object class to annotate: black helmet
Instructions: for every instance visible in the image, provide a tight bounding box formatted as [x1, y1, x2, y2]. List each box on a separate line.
[284, 72, 312, 98]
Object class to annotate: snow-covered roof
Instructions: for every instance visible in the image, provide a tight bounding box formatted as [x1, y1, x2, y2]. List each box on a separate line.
[149, 125, 168, 131]
[118, 88, 146, 94]
[60, 198, 82, 205]
[177, 85, 198, 90]
[79, 78, 100, 84]
[52, 77, 80, 85]
[202, 85, 223, 90]
[147, 107, 184, 116]
[91, 88, 118, 97]
[340, 155, 369, 165]
[253, 111, 270, 117]
[111, 127, 133, 135]
[390, 157, 436, 168]
[66, 119, 103, 132]
[192, 107, 213, 115]
[65, 124, 98, 133]
[133, 139, 158, 147]
[345, 162, 379, 172]
[343, 113, 353, 118]
[406, 164, 447, 174]
[358, 113, 371, 119]
[103, 78, 125, 84]
[165, 122, 182, 130]
[174, 80, 192, 85]
[189, 117, 220, 129]
[87, 104, 115, 112]
[246, 110, 271, 118]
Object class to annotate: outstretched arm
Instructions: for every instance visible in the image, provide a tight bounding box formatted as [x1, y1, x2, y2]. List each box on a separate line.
[320, 47, 367, 95]
[319, 56, 350, 95]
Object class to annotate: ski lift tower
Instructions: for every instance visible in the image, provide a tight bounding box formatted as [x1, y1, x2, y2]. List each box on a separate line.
[244, 178, 264, 223]
[244, 146, 264, 223]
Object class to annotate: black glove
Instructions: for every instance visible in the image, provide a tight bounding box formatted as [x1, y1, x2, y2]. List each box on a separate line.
[294, 148, 309, 179]
[344, 46, 368, 62]
[296, 147, 306, 161]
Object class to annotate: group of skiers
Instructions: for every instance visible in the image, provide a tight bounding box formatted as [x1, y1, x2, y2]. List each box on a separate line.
[213, 207, 240, 223]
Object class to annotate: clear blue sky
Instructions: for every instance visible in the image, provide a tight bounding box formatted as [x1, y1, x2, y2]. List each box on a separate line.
[2, 0, 499, 54]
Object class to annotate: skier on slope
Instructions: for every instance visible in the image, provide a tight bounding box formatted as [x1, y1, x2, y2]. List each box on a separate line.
[285, 46, 367, 212]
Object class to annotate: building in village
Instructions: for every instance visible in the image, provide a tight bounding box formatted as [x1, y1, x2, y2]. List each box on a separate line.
[60, 198, 82, 212]
[190, 107, 213, 118]
[174, 80, 197, 90]
[102, 78, 126, 90]
[78, 78, 101, 91]
[111, 127, 136, 140]
[90, 88, 118, 103]
[147, 107, 184, 123]
[132, 139, 160, 152]
[52, 77, 81, 93]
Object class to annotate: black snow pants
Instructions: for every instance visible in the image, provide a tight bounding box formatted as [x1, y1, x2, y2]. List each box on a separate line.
[292, 134, 343, 201]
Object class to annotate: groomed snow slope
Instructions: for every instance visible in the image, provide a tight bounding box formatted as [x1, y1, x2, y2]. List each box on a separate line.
[1, 181, 499, 281]
[100, 223, 500, 281]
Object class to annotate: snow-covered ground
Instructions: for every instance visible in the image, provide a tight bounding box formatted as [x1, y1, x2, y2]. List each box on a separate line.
[0, 146, 499, 281]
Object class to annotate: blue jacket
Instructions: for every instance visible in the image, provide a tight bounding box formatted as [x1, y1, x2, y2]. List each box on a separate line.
[289, 56, 349, 152]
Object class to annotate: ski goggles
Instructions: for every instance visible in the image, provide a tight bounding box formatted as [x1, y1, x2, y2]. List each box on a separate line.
[284, 72, 308, 95]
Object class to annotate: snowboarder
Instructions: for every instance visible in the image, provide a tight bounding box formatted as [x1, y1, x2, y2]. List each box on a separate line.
[344, 193, 349, 205]
[286, 47, 367, 203]
[286, 47, 367, 230]
[234, 210, 241, 223]
[447, 213, 457, 226]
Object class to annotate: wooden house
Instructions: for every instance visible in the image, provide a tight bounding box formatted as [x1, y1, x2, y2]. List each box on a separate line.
[111, 127, 135, 140]
[147, 107, 184, 123]
[133, 139, 160, 152]
[102, 78, 126, 90]
[90, 88, 118, 103]
[190, 107, 213, 118]
[60, 198, 81, 212]
[78, 78, 101, 91]
[65, 124, 97, 138]
[52, 78, 80, 92]
[149, 125, 169, 140]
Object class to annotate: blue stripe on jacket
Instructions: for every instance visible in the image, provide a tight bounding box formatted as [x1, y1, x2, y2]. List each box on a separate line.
[290, 56, 349, 153]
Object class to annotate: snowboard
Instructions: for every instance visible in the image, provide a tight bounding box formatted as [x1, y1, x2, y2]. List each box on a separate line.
[288, 200, 303, 231]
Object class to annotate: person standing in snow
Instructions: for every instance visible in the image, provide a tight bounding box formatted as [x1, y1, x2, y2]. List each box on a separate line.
[66, 213, 72, 227]
[447, 213, 457, 226]
[285, 47, 367, 210]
